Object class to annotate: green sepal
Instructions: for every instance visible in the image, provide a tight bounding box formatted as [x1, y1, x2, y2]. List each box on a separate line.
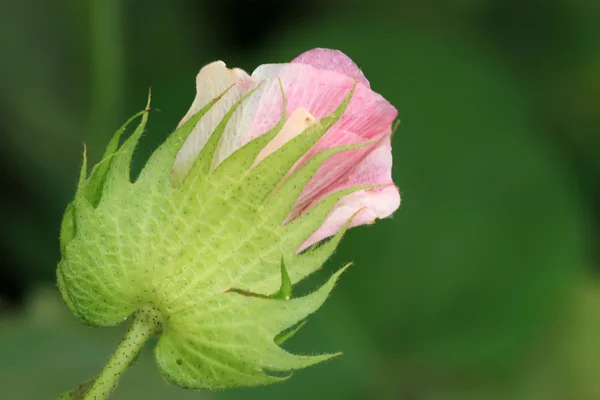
[227, 257, 293, 300]
[154, 264, 349, 389]
[59, 202, 77, 255]
[274, 319, 308, 346]
[273, 258, 293, 300]
[84, 109, 148, 206]
[56, 266, 79, 320]
[57, 78, 360, 389]
[99, 92, 152, 198]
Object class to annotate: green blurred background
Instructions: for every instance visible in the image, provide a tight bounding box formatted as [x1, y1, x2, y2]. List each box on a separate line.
[1, 0, 599, 399]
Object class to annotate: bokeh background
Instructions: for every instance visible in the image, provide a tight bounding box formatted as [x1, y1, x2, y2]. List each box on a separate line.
[1, 0, 599, 399]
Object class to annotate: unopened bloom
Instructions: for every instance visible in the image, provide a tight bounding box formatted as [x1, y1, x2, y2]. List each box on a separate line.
[173, 48, 399, 250]
[57, 48, 399, 391]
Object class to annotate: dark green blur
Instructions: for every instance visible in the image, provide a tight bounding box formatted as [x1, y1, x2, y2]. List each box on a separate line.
[0, 1, 599, 399]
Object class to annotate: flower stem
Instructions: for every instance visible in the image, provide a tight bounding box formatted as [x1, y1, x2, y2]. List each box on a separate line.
[83, 308, 162, 400]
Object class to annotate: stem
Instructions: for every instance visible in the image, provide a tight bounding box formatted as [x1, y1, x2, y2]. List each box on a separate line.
[83, 308, 162, 400]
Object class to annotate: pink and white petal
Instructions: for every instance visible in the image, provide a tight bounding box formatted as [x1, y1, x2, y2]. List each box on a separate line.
[172, 61, 253, 183]
[298, 184, 400, 252]
[291, 48, 370, 88]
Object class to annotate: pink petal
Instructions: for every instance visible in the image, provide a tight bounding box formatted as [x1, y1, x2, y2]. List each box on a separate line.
[298, 185, 401, 251]
[290, 130, 395, 219]
[297, 136, 399, 250]
[172, 61, 253, 183]
[291, 48, 370, 88]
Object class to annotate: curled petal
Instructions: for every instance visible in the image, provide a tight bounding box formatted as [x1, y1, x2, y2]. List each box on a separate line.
[172, 61, 253, 182]
[298, 136, 400, 250]
[290, 132, 396, 217]
[299, 185, 400, 251]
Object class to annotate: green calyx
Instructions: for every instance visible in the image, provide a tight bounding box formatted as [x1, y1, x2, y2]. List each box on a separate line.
[57, 82, 361, 389]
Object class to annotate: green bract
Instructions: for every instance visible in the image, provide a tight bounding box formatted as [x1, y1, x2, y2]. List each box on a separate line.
[57, 83, 366, 389]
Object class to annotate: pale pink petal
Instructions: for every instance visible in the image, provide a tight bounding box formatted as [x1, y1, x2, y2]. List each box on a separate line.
[172, 61, 253, 183]
[291, 48, 370, 88]
[298, 185, 400, 251]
